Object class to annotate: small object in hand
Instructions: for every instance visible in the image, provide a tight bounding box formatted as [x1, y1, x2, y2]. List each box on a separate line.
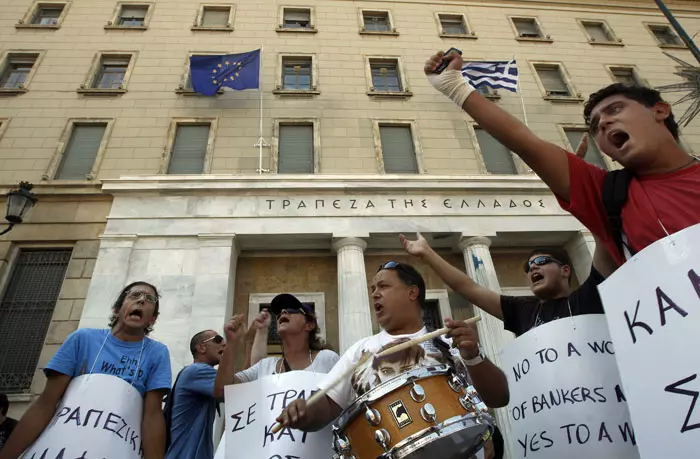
[435, 47, 463, 74]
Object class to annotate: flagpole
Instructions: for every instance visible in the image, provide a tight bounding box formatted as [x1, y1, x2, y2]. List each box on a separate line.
[513, 55, 529, 127]
[257, 45, 264, 174]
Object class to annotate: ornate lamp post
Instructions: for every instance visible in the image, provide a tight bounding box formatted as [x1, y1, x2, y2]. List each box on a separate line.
[1, 182, 38, 236]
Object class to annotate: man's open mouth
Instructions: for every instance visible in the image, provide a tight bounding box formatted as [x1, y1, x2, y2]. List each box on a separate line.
[278, 316, 290, 324]
[374, 303, 384, 314]
[531, 273, 544, 284]
[128, 310, 143, 319]
[609, 130, 630, 150]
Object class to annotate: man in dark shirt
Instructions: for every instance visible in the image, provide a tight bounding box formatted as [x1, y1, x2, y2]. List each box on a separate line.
[0, 394, 18, 451]
[400, 233, 616, 337]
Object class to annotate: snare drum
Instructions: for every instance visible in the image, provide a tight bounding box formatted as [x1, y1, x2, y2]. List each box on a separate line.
[332, 365, 493, 459]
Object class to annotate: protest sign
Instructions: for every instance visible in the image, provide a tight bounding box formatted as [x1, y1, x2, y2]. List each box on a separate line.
[598, 223, 700, 458]
[224, 370, 333, 459]
[500, 314, 639, 459]
[24, 374, 143, 459]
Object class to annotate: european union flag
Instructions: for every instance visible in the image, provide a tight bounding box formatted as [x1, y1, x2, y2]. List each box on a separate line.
[189, 50, 260, 96]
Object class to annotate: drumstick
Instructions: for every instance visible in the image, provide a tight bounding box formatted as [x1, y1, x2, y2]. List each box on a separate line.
[270, 352, 372, 434]
[375, 316, 482, 359]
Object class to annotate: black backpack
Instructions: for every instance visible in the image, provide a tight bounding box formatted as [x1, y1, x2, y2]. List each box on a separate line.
[601, 168, 635, 259]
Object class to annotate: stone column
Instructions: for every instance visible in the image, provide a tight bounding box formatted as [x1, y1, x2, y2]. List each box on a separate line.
[565, 230, 595, 281]
[459, 236, 515, 459]
[332, 237, 373, 353]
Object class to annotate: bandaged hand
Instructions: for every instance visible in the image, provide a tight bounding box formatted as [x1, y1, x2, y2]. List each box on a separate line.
[425, 50, 475, 107]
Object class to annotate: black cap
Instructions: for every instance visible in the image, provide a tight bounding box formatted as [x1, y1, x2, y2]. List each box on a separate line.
[269, 293, 314, 316]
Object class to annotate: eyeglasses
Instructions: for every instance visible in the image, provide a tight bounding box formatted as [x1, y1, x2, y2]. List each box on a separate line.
[201, 334, 224, 345]
[278, 308, 306, 317]
[523, 256, 563, 273]
[126, 290, 158, 304]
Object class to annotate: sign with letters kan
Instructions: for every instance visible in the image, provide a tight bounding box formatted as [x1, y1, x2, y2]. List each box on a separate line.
[24, 374, 143, 459]
[598, 223, 700, 458]
[224, 371, 333, 459]
[500, 315, 639, 459]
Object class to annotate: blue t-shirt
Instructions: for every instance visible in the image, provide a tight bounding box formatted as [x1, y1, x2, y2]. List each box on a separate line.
[45, 328, 172, 397]
[166, 363, 218, 459]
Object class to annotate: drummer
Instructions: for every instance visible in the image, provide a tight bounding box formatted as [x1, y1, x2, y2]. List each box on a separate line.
[276, 262, 509, 432]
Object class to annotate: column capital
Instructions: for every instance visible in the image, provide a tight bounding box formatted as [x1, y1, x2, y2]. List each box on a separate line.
[332, 237, 367, 252]
[458, 236, 492, 251]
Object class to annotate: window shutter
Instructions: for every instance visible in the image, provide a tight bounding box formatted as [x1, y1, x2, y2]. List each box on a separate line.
[537, 67, 568, 93]
[584, 23, 610, 41]
[564, 130, 607, 170]
[55, 124, 106, 179]
[514, 19, 538, 36]
[380, 126, 418, 173]
[168, 124, 210, 174]
[475, 128, 517, 174]
[120, 5, 147, 18]
[202, 8, 229, 26]
[285, 9, 310, 22]
[279, 125, 314, 173]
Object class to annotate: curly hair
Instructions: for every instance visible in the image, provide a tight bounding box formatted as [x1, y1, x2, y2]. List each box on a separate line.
[583, 83, 679, 140]
[107, 281, 161, 335]
[305, 313, 331, 351]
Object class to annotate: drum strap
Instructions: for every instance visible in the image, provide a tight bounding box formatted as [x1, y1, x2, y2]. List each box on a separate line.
[282, 358, 292, 373]
[426, 326, 455, 363]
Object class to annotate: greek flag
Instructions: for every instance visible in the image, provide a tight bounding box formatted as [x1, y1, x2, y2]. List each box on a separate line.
[461, 59, 518, 93]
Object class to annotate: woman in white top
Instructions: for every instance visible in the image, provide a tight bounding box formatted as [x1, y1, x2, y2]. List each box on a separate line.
[214, 294, 339, 392]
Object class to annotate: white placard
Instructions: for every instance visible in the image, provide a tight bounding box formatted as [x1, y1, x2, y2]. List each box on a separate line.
[598, 223, 700, 458]
[224, 371, 333, 459]
[24, 374, 143, 459]
[500, 315, 639, 459]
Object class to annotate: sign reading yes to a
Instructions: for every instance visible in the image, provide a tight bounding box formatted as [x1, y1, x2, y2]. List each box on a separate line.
[500, 315, 639, 459]
[224, 370, 333, 459]
[24, 374, 143, 459]
[598, 223, 700, 458]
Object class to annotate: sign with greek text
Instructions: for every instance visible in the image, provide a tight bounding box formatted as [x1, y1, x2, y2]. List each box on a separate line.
[224, 371, 333, 459]
[24, 374, 143, 459]
[598, 224, 700, 458]
[500, 315, 639, 459]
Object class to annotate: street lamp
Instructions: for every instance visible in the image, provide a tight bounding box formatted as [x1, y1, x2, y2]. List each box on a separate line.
[1, 182, 37, 236]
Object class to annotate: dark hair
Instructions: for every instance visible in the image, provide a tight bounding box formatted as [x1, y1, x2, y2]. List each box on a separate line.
[189, 330, 213, 357]
[583, 83, 679, 140]
[108, 281, 161, 335]
[526, 248, 573, 286]
[303, 312, 330, 352]
[382, 262, 427, 306]
[0, 393, 8, 416]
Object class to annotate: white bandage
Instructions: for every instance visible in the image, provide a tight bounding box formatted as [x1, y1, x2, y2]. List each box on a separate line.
[427, 69, 475, 107]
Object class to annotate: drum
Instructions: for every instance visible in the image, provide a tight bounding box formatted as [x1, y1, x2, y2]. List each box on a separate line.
[331, 365, 493, 459]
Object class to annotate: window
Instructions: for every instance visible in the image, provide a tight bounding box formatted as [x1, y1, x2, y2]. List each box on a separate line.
[534, 64, 573, 97]
[581, 20, 616, 43]
[283, 8, 312, 29]
[0, 53, 38, 91]
[193, 5, 233, 31]
[370, 59, 401, 92]
[648, 24, 683, 46]
[609, 66, 642, 86]
[511, 17, 545, 39]
[362, 11, 392, 32]
[55, 124, 107, 179]
[379, 125, 419, 174]
[564, 129, 607, 170]
[282, 57, 311, 90]
[278, 124, 314, 173]
[0, 250, 72, 393]
[474, 127, 517, 174]
[32, 5, 63, 25]
[438, 14, 468, 35]
[168, 124, 211, 174]
[93, 56, 130, 89]
[422, 299, 443, 329]
[476, 85, 499, 98]
[117, 4, 148, 26]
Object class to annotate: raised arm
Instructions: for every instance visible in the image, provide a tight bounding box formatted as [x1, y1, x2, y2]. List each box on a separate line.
[249, 310, 271, 366]
[425, 51, 572, 201]
[592, 234, 619, 278]
[213, 314, 246, 399]
[401, 233, 504, 320]
[0, 373, 71, 459]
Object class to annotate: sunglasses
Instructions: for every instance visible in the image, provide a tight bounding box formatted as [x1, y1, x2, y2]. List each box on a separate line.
[201, 334, 224, 345]
[277, 308, 307, 317]
[523, 256, 563, 273]
[126, 290, 158, 304]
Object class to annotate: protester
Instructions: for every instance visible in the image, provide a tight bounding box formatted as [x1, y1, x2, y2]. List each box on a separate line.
[424, 51, 700, 264]
[214, 294, 339, 392]
[0, 281, 172, 459]
[0, 395, 18, 451]
[401, 233, 616, 336]
[276, 262, 509, 433]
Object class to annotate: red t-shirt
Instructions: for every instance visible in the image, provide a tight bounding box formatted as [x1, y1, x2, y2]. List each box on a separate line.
[557, 153, 700, 265]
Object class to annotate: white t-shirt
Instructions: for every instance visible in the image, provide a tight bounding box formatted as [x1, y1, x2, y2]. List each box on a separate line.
[319, 327, 465, 410]
[236, 349, 340, 382]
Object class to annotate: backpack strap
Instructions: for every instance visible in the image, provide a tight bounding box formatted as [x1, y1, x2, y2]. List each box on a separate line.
[163, 367, 185, 450]
[601, 168, 635, 259]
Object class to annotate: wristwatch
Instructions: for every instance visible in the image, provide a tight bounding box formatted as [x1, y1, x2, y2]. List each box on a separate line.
[464, 344, 485, 367]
